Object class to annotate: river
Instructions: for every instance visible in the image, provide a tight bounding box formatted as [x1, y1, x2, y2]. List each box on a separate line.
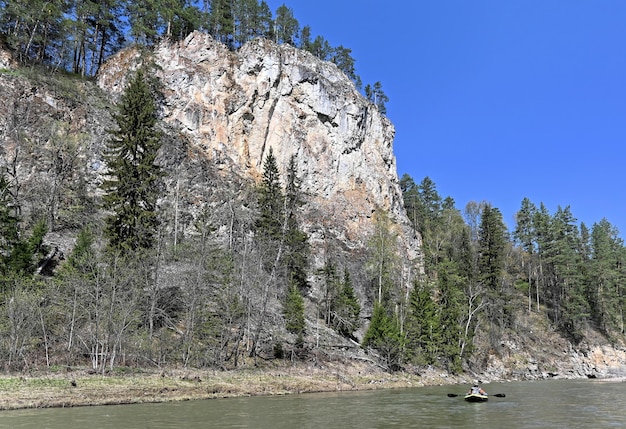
[1, 379, 625, 428]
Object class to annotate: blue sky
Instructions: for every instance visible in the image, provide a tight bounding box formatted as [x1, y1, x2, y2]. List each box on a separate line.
[265, 1, 626, 238]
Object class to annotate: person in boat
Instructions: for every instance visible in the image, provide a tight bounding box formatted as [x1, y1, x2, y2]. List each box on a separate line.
[468, 385, 487, 395]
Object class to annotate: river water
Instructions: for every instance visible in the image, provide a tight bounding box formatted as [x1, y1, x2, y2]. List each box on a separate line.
[1, 379, 625, 428]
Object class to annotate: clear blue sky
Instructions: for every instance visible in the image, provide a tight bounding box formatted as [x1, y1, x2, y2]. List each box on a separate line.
[265, 1, 626, 238]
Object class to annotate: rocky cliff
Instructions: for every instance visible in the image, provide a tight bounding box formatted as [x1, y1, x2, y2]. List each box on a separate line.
[0, 32, 422, 302]
[96, 32, 422, 289]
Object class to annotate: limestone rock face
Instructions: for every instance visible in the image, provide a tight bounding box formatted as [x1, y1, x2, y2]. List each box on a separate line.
[98, 32, 422, 274]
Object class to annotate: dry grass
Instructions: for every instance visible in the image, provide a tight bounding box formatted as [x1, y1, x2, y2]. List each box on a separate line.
[0, 361, 458, 411]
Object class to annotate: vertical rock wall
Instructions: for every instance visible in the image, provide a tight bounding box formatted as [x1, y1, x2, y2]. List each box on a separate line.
[97, 32, 423, 289]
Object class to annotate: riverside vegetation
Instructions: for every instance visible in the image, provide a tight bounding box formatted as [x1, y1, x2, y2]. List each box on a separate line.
[1, 0, 626, 410]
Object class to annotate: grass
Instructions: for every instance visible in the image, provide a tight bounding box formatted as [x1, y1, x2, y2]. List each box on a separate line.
[0, 361, 455, 411]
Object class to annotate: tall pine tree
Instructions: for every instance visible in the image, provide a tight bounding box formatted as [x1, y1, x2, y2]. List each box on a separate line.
[102, 70, 163, 254]
[283, 155, 308, 289]
[256, 147, 283, 241]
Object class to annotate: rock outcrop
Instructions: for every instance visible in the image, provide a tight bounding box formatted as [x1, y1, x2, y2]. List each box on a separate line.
[97, 32, 422, 286]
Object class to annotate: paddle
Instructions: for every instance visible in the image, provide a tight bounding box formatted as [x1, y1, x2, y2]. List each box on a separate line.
[447, 393, 506, 398]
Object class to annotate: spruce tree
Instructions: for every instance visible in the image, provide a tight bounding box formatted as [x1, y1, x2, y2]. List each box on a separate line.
[362, 302, 403, 369]
[331, 269, 361, 337]
[284, 155, 308, 289]
[405, 281, 439, 365]
[284, 283, 305, 341]
[478, 204, 509, 327]
[437, 261, 464, 371]
[478, 205, 507, 292]
[102, 70, 163, 254]
[256, 147, 283, 241]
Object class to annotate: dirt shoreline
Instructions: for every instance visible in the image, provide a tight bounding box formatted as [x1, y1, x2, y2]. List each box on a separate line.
[0, 361, 468, 411]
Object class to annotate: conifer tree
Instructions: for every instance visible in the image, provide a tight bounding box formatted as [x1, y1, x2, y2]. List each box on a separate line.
[513, 197, 538, 312]
[299, 25, 312, 51]
[437, 261, 464, 371]
[331, 269, 361, 337]
[362, 302, 403, 370]
[254, 1, 273, 38]
[405, 281, 439, 365]
[399, 174, 419, 232]
[283, 155, 308, 289]
[102, 70, 163, 254]
[126, 0, 161, 45]
[209, 0, 235, 47]
[320, 259, 340, 325]
[478, 204, 509, 327]
[550, 206, 587, 341]
[256, 147, 283, 241]
[365, 81, 389, 114]
[308, 35, 332, 61]
[331, 46, 361, 89]
[478, 205, 507, 292]
[284, 283, 305, 340]
[588, 219, 625, 334]
[274, 4, 299, 45]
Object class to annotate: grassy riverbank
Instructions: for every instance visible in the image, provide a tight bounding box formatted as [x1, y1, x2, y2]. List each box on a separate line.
[0, 361, 462, 410]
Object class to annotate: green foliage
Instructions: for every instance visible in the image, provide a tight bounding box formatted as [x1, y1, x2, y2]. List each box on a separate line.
[284, 283, 305, 337]
[478, 205, 507, 291]
[233, 0, 263, 45]
[436, 262, 464, 371]
[478, 204, 511, 329]
[332, 46, 361, 89]
[588, 219, 626, 335]
[127, 1, 161, 45]
[405, 282, 440, 365]
[0, 0, 66, 63]
[256, 147, 283, 240]
[102, 70, 163, 254]
[0, 174, 22, 276]
[330, 270, 361, 337]
[57, 227, 97, 281]
[362, 302, 403, 370]
[273, 342, 285, 359]
[0, 0, 374, 96]
[0, 175, 49, 279]
[305, 35, 333, 61]
[365, 81, 388, 114]
[209, 0, 235, 46]
[367, 208, 399, 306]
[274, 4, 299, 46]
[283, 155, 309, 289]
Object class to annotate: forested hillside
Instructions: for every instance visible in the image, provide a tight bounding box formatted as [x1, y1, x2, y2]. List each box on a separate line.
[399, 175, 626, 367]
[0, 1, 625, 379]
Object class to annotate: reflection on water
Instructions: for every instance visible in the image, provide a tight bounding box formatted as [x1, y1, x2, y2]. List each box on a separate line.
[1, 379, 625, 429]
